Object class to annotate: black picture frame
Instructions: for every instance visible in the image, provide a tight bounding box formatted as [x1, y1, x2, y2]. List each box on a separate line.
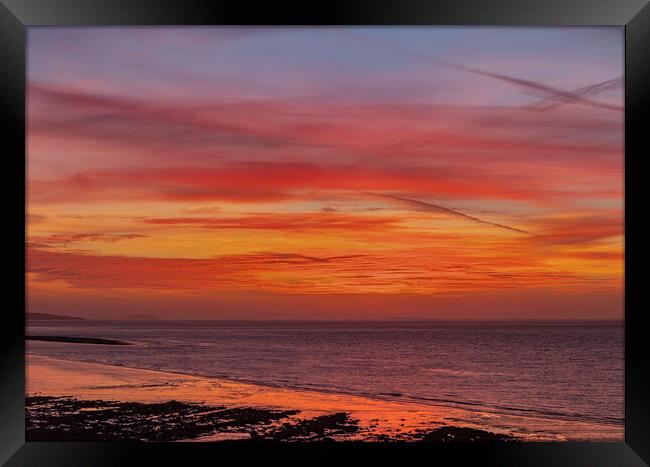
[1, 1, 648, 465]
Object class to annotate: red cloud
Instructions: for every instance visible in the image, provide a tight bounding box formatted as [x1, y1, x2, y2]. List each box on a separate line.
[29, 84, 622, 173]
[28, 85, 622, 214]
[30, 160, 616, 207]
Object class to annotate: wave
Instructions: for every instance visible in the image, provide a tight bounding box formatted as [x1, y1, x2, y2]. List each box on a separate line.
[422, 368, 506, 377]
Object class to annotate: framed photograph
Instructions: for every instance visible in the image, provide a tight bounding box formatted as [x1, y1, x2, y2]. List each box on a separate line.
[1, 0, 649, 465]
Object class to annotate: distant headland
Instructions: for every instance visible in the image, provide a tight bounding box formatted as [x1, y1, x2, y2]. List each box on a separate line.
[27, 313, 85, 321]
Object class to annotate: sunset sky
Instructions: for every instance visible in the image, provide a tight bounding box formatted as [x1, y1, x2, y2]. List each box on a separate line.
[26, 27, 624, 320]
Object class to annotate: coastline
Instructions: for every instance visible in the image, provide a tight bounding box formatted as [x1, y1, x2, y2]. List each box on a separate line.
[26, 353, 622, 442]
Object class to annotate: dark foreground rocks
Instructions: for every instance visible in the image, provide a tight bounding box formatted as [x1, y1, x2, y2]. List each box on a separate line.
[26, 396, 518, 442]
[26, 396, 298, 441]
[26, 396, 359, 442]
[256, 412, 359, 441]
[419, 426, 518, 442]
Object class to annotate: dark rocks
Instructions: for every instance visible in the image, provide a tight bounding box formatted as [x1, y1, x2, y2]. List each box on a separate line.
[26, 396, 297, 441]
[261, 412, 360, 441]
[419, 426, 519, 442]
[26, 395, 518, 442]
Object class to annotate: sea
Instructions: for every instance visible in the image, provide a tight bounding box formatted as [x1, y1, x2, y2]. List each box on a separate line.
[26, 320, 623, 434]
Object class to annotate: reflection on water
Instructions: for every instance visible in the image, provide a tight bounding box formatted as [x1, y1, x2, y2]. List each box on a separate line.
[27, 320, 623, 440]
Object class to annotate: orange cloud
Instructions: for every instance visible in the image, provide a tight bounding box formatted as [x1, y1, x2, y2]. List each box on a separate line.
[28, 242, 616, 297]
[30, 232, 147, 247]
[532, 212, 623, 246]
[143, 212, 399, 232]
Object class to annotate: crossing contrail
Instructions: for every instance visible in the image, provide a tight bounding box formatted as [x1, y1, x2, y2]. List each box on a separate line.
[341, 29, 623, 112]
[441, 61, 623, 112]
[528, 76, 623, 111]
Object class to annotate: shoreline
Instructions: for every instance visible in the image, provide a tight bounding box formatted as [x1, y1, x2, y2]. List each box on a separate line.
[26, 351, 622, 427]
[26, 353, 623, 442]
[26, 354, 471, 441]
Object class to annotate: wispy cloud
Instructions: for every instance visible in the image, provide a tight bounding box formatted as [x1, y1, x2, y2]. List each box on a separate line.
[143, 212, 399, 233]
[28, 246, 590, 294]
[29, 232, 148, 248]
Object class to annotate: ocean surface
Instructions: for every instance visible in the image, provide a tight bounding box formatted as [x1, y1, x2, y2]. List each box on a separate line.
[27, 320, 624, 431]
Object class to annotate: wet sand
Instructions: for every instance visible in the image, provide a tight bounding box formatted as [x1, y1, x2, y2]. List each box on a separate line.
[26, 354, 621, 442]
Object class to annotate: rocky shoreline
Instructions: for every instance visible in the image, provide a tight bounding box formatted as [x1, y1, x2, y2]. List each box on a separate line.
[26, 396, 518, 443]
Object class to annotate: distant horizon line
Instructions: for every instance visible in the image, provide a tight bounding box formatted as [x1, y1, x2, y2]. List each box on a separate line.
[27, 315, 624, 323]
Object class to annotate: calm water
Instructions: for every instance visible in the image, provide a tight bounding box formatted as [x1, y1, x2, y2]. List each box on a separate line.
[27, 320, 624, 428]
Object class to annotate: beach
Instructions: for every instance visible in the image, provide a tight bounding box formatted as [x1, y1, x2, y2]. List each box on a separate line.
[26, 352, 622, 442]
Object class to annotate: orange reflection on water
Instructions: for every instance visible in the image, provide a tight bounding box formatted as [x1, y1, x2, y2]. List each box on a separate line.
[27, 354, 622, 441]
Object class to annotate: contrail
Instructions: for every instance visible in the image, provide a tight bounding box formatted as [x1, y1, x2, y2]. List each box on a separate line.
[341, 29, 622, 112]
[528, 76, 623, 111]
[574, 76, 623, 98]
[443, 61, 623, 112]
[365, 192, 533, 235]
